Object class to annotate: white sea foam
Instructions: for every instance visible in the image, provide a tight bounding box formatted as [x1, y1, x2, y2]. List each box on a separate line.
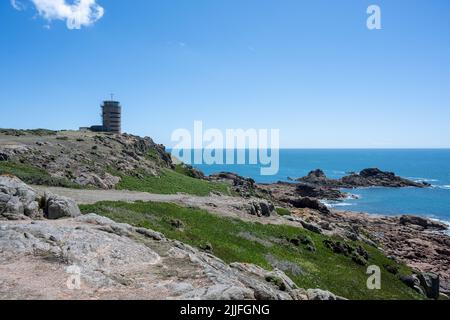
[408, 177, 439, 182]
[322, 200, 354, 208]
[431, 218, 450, 235]
[444, 222, 450, 236]
[331, 203, 354, 207]
[432, 185, 450, 190]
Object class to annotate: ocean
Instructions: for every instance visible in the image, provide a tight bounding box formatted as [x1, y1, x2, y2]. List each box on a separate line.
[190, 149, 450, 222]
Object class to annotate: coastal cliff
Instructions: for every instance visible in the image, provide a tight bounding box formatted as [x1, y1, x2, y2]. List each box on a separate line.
[1, 129, 449, 300]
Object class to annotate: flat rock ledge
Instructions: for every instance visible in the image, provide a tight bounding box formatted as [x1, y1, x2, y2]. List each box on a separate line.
[0, 213, 336, 300]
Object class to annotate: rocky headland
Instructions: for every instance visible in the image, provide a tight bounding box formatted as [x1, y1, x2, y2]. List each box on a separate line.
[0, 129, 173, 189]
[1, 129, 449, 300]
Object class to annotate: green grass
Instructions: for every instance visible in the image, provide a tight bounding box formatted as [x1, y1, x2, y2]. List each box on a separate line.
[174, 164, 200, 178]
[0, 161, 81, 188]
[174, 164, 190, 176]
[145, 149, 165, 166]
[79, 201, 422, 300]
[276, 207, 292, 216]
[112, 168, 230, 196]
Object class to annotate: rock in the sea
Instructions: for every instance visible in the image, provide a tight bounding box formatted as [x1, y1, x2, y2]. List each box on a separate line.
[299, 169, 328, 184]
[342, 168, 430, 188]
[0, 175, 41, 220]
[43, 192, 81, 219]
[418, 272, 440, 299]
[297, 168, 429, 189]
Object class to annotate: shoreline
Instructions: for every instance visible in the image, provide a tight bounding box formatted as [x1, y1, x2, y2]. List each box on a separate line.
[328, 205, 450, 235]
[323, 208, 450, 295]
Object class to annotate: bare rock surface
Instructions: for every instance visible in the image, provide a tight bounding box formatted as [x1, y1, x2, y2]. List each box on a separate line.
[400, 215, 447, 231]
[0, 213, 314, 300]
[306, 288, 346, 301]
[282, 196, 330, 215]
[0, 175, 41, 220]
[43, 192, 81, 219]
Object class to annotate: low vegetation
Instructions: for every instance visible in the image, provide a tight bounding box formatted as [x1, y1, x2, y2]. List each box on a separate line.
[276, 207, 292, 216]
[79, 201, 422, 300]
[174, 164, 203, 179]
[112, 168, 230, 196]
[0, 128, 57, 136]
[145, 149, 168, 167]
[0, 161, 81, 188]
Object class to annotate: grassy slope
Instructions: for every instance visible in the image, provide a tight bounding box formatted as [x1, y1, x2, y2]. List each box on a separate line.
[0, 161, 228, 196]
[80, 201, 422, 300]
[0, 161, 80, 188]
[113, 168, 230, 196]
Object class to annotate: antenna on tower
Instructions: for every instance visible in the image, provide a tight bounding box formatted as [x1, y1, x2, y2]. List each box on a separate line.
[110, 93, 114, 101]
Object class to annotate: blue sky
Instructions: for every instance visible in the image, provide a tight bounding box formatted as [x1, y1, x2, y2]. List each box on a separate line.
[1, 0, 450, 148]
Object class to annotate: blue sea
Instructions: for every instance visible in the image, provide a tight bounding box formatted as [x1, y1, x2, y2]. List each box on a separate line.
[190, 149, 450, 223]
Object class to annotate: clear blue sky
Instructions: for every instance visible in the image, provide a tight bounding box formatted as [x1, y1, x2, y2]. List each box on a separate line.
[1, 0, 450, 148]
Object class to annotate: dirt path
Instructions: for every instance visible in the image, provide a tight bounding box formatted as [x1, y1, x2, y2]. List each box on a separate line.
[32, 186, 292, 226]
[33, 186, 188, 204]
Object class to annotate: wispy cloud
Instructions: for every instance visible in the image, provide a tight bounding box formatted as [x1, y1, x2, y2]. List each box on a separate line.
[11, 0, 104, 30]
[10, 0, 26, 11]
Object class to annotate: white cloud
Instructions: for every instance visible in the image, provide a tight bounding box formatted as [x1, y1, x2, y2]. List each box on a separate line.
[11, 0, 26, 11]
[11, 0, 104, 30]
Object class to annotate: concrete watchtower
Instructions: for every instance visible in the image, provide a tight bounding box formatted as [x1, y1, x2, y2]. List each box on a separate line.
[102, 100, 121, 134]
